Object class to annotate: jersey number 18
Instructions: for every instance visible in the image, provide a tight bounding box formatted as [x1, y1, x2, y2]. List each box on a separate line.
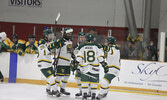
[84, 50, 95, 63]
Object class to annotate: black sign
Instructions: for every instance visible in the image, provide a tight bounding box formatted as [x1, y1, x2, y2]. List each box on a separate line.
[9, 0, 42, 7]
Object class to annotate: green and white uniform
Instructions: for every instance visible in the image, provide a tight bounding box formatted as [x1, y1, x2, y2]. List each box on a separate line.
[54, 38, 73, 91]
[73, 42, 87, 93]
[99, 45, 120, 95]
[37, 38, 63, 91]
[76, 42, 104, 95]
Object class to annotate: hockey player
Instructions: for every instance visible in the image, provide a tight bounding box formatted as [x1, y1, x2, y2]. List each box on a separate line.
[0, 32, 12, 52]
[37, 29, 65, 97]
[25, 34, 38, 54]
[96, 36, 120, 100]
[54, 27, 73, 96]
[76, 33, 109, 100]
[71, 32, 86, 97]
[11, 34, 26, 56]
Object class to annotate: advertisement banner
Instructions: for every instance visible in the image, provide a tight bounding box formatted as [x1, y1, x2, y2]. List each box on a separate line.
[118, 60, 167, 91]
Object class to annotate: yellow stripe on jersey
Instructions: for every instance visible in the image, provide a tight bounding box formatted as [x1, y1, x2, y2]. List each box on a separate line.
[100, 85, 109, 89]
[58, 56, 70, 61]
[90, 82, 98, 84]
[77, 55, 84, 59]
[50, 82, 56, 86]
[97, 55, 104, 58]
[108, 65, 120, 70]
[111, 48, 114, 55]
[91, 87, 98, 89]
[61, 80, 67, 83]
[103, 77, 110, 84]
[75, 77, 81, 79]
[55, 80, 60, 83]
[47, 75, 53, 79]
[90, 64, 99, 66]
[56, 73, 70, 76]
[81, 81, 89, 84]
[37, 59, 52, 63]
[79, 63, 86, 67]
[81, 86, 88, 88]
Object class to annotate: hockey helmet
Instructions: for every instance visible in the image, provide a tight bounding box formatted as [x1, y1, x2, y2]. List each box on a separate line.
[29, 34, 35, 39]
[43, 29, 52, 36]
[0, 32, 7, 42]
[78, 32, 85, 36]
[12, 34, 18, 39]
[107, 36, 116, 44]
[85, 33, 94, 42]
[63, 27, 73, 40]
[78, 32, 85, 43]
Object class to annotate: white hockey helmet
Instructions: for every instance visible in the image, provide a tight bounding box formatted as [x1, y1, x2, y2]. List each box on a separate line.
[0, 32, 7, 42]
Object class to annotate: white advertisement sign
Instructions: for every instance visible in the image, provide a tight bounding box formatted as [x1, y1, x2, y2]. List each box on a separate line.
[119, 60, 167, 91]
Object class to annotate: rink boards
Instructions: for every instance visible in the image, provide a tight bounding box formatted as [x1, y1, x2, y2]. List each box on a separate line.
[0, 52, 167, 94]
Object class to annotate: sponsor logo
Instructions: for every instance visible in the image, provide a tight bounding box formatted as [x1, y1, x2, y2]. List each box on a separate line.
[132, 62, 167, 82]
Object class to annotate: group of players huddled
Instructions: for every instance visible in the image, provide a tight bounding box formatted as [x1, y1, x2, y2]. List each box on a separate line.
[0, 27, 120, 100]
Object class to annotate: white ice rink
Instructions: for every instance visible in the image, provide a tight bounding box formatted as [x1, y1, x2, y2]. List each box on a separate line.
[0, 83, 166, 100]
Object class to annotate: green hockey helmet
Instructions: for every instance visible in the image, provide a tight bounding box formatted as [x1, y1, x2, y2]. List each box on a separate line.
[29, 34, 35, 39]
[78, 32, 85, 36]
[43, 29, 53, 41]
[85, 33, 94, 42]
[78, 32, 85, 43]
[12, 34, 18, 39]
[107, 36, 116, 44]
[43, 29, 52, 36]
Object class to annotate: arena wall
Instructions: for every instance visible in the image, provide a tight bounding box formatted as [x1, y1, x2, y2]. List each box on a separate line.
[0, 52, 167, 94]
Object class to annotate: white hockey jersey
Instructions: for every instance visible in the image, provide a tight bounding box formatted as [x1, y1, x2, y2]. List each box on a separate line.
[76, 43, 104, 74]
[37, 39, 52, 69]
[73, 42, 86, 70]
[56, 40, 72, 66]
[105, 45, 120, 76]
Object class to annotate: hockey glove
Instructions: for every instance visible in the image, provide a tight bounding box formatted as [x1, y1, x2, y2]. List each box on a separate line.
[70, 61, 77, 73]
[100, 61, 109, 73]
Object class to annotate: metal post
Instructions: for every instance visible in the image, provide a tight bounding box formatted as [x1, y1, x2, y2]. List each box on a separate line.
[124, 0, 138, 39]
[159, 32, 166, 62]
[143, 0, 152, 48]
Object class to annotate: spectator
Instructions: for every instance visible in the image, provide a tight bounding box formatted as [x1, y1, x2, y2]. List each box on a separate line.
[121, 41, 140, 60]
[25, 34, 38, 54]
[147, 41, 158, 61]
[11, 34, 26, 56]
[88, 27, 104, 44]
[142, 47, 152, 61]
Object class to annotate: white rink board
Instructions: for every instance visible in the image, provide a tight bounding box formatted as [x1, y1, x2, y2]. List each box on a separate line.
[0, 52, 10, 78]
[0, 52, 167, 91]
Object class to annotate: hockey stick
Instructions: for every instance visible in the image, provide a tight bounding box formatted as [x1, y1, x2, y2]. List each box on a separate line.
[77, 70, 98, 80]
[53, 13, 60, 70]
[33, 26, 36, 36]
[54, 28, 65, 73]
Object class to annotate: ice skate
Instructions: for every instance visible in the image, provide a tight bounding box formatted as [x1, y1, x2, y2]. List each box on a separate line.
[52, 90, 61, 97]
[60, 88, 70, 95]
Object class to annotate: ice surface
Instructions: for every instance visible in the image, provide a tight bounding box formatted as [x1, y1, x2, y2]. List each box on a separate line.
[0, 83, 166, 100]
